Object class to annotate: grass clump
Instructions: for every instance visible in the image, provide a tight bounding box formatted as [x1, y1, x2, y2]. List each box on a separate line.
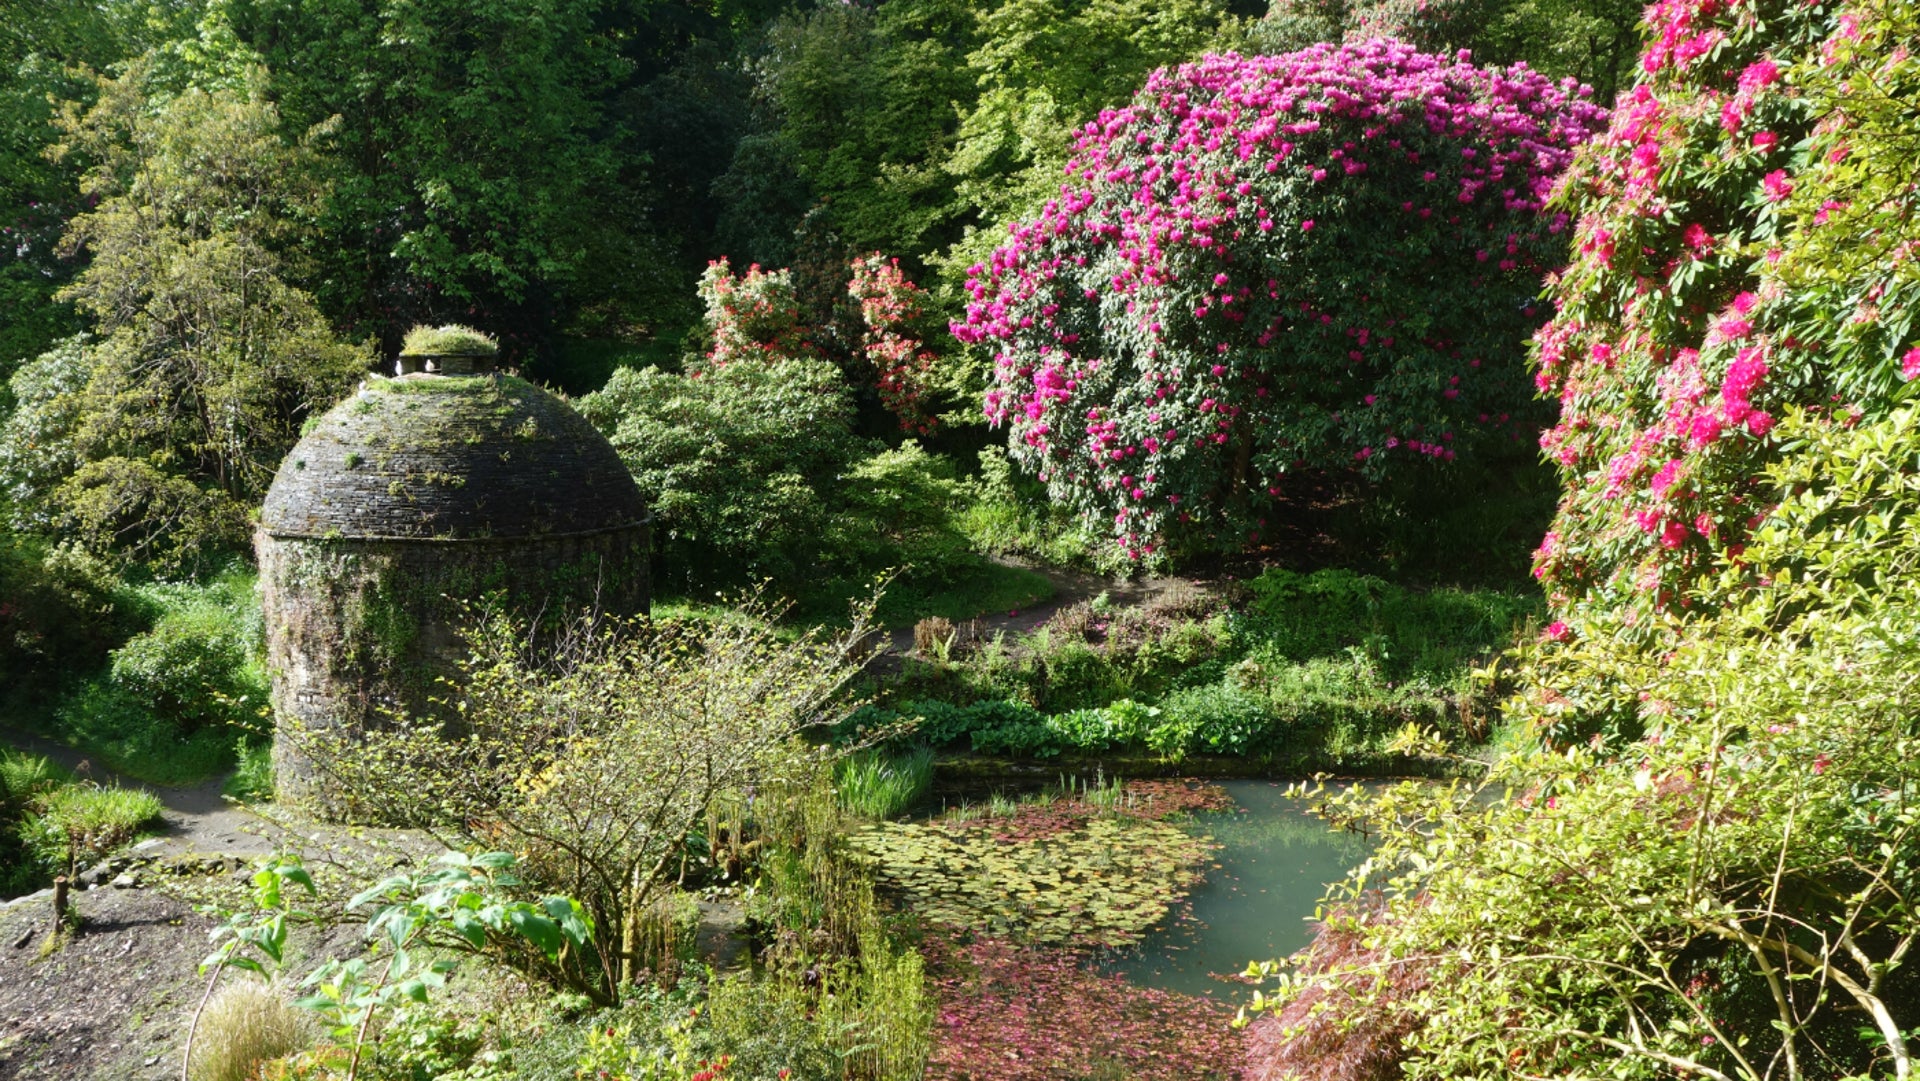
[186, 981, 313, 1081]
[400, 323, 497, 356]
[30, 783, 165, 870]
[834, 748, 934, 820]
[223, 739, 274, 803]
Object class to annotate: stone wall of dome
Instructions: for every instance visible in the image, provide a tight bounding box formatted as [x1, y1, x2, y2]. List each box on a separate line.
[257, 372, 649, 812]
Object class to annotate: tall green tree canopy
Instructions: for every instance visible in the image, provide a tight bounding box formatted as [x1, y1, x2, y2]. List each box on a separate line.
[216, 0, 633, 346]
[0, 62, 366, 571]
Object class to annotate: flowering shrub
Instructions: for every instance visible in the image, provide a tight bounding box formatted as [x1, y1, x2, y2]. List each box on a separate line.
[1252, 405, 1920, 1080]
[848, 253, 940, 433]
[955, 43, 1607, 558]
[697, 258, 819, 369]
[1528, 0, 1919, 635]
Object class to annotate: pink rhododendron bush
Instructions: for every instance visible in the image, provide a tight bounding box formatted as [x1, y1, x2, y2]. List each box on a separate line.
[1247, 3, 1920, 1078]
[1523, 0, 1920, 737]
[955, 42, 1608, 558]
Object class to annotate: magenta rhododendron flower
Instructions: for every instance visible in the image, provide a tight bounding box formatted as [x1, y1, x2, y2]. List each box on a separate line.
[1526, 0, 1918, 656]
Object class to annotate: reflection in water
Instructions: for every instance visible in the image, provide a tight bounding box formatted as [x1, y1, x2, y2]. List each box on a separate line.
[1104, 780, 1376, 1001]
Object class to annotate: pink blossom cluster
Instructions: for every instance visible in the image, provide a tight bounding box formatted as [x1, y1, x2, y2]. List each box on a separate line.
[1527, 0, 1920, 630]
[954, 42, 1606, 555]
[696, 258, 819, 371]
[849, 253, 941, 434]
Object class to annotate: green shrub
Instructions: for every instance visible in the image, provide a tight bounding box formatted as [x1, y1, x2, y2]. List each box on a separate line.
[44, 567, 266, 785]
[578, 358, 867, 592]
[185, 981, 312, 1081]
[0, 537, 143, 703]
[1159, 682, 1268, 756]
[703, 976, 844, 1081]
[109, 597, 261, 731]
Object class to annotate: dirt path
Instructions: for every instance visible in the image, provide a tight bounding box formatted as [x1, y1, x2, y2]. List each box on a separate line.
[1, 728, 283, 859]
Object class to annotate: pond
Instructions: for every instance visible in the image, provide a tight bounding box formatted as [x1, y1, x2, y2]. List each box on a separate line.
[1104, 779, 1375, 1001]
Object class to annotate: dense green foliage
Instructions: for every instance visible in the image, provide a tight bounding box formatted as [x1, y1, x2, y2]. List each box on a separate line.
[48, 569, 269, 785]
[846, 568, 1539, 764]
[3, 64, 365, 572]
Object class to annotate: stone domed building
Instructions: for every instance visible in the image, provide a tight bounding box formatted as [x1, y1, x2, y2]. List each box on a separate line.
[257, 330, 648, 807]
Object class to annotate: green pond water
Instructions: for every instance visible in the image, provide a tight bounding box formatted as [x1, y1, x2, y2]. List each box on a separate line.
[1105, 780, 1376, 1001]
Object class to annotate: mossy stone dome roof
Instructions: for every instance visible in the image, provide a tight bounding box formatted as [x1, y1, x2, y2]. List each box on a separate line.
[260, 374, 645, 540]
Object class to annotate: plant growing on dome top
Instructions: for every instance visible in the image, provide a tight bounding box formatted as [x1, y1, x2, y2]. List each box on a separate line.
[954, 42, 1607, 561]
[399, 324, 498, 356]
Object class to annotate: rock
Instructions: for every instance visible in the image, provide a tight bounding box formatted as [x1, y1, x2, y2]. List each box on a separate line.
[110, 873, 139, 890]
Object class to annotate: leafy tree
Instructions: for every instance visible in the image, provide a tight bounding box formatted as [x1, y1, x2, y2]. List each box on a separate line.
[943, 0, 1249, 263]
[955, 43, 1607, 560]
[1251, 0, 1642, 101]
[217, 0, 631, 346]
[0, 4, 138, 391]
[0, 63, 366, 570]
[720, 0, 977, 268]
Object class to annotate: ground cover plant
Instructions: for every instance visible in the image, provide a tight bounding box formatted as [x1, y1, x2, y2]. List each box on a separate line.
[844, 568, 1539, 766]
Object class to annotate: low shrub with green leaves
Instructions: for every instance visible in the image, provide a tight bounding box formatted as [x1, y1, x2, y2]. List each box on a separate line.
[1254, 403, 1920, 1081]
[47, 567, 267, 785]
[580, 360, 1049, 620]
[0, 537, 144, 705]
